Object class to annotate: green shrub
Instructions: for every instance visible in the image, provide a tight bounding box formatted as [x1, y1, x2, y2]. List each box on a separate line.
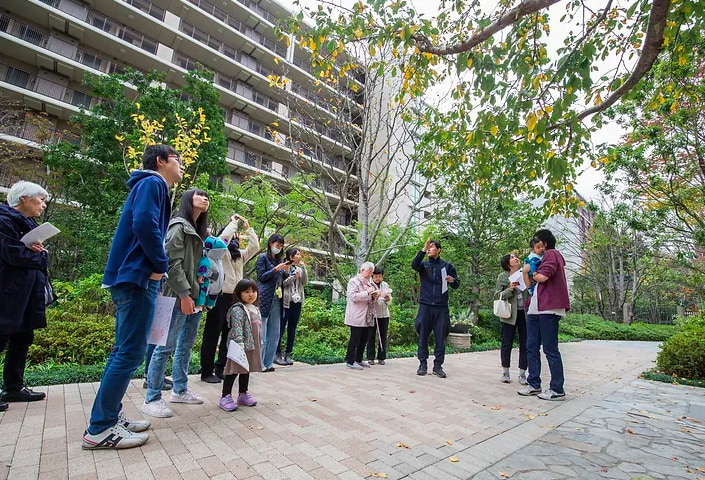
[656, 315, 705, 379]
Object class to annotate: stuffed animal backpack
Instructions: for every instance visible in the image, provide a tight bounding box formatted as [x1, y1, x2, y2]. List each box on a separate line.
[196, 235, 229, 310]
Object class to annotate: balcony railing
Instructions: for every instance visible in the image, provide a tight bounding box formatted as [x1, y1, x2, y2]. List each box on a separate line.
[0, 14, 132, 76]
[121, 0, 166, 21]
[0, 63, 96, 109]
[37, 0, 158, 55]
[172, 52, 279, 112]
[225, 110, 275, 142]
[0, 164, 48, 190]
[235, 0, 279, 26]
[185, 0, 287, 57]
[0, 119, 81, 146]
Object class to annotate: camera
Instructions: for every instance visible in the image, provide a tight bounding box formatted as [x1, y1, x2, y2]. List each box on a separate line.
[291, 292, 302, 303]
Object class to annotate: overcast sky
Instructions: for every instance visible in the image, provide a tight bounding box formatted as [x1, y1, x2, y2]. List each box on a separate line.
[277, 0, 630, 199]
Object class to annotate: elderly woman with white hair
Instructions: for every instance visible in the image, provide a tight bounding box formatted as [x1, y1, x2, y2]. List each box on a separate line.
[0, 181, 51, 410]
[344, 261, 380, 370]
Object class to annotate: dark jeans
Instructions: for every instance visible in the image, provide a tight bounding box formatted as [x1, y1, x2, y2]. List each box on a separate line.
[526, 313, 565, 394]
[0, 330, 35, 392]
[415, 304, 450, 368]
[366, 317, 389, 361]
[88, 280, 159, 435]
[222, 373, 249, 397]
[500, 309, 527, 369]
[277, 301, 302, 355]
[200, 294, 232, 375]
[345, 326, 369, 364]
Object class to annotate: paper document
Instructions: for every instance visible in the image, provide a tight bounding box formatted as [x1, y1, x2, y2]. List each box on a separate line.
[508, 270, 527, 292]
[20, 223, 60, 247]
[147, 296, 176, 346]
[227, 340, 250, 371]
[441, 266, 448, 294]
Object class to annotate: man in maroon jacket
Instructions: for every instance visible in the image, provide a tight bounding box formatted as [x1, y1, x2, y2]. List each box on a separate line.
[518, 229, 570, 401]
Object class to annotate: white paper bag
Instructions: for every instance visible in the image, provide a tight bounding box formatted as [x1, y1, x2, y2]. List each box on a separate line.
[227, 340, 250, 371]
[148, 296, 176, 346]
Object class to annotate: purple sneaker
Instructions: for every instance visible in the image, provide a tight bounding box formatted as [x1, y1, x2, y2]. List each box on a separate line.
[219, 394, 238, 412]
[237, 392, 257, 406]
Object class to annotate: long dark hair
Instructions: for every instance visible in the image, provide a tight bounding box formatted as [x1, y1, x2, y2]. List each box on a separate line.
[233, 278, 259, 306]
[266, 233, 285, 262]
[176, 189, 209, 240]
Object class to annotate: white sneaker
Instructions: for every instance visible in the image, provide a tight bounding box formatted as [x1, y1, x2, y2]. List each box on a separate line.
[118, 410, 150, 432]
[501, 372, 511, 383]
[141, 399, 174, 418]
[517, 385, 541, 396]
[518, 372, 528, 385]
[169, 389, 204, 404]
[359, 361, 371, 368]
[538, 389, 566, 401]
[82, 424, 148, 449]
[346, 362, 363, 370]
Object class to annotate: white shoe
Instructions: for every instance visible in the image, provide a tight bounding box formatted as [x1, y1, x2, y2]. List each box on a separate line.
[538, 389, 566, 401]
[118, 410, 150, 432]
[169, 389, 204, 404]
[82, 424, 148, 449]
[359, 361, 371, 368]
[346, 362, 363, 370]
[141, 399, 174, 418]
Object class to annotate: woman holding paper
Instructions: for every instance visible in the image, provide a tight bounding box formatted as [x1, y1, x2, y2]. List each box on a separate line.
[0, 181, 52, 409]
[495, 253, 529, 385]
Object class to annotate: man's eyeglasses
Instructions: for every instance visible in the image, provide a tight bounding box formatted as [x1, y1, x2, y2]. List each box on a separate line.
[167, 154, 181, 166]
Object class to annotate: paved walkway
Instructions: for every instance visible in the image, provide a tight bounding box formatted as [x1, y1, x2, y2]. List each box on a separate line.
[1, 341, 703, 480]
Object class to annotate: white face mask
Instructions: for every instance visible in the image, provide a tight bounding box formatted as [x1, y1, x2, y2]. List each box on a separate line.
[271, 247, 281, 255]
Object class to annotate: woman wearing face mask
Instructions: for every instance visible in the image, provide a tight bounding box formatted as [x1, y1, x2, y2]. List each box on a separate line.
[255, 233, 289, 372]
[274, 247, 308, 366]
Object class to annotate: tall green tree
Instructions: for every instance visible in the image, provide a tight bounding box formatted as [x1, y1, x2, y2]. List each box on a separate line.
[43, 68, 227, 278]
[282, 0, 700, 211]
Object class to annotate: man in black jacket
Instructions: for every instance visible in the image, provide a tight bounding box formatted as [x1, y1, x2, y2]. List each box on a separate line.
[412, 238, 459, 378]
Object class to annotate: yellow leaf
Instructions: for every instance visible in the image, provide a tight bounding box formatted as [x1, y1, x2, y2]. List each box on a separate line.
[499, 472, 509, 478]
[446, 440, 453, 445]
[449, 456, 459, 463]
[396, 442, 410, 449]
[371, 474, 388, 478]
[490, 125, 498, 136]
[467, 58, 473, 68]
[526, 113, 537, 131]
[627, 428, 635, 434]
[491, 406, 501, 411]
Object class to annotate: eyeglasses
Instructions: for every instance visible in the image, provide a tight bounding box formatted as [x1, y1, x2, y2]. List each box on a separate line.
[167, 154, 181, 165]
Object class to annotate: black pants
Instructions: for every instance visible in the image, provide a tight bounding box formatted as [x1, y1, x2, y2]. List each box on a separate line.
[277, 301, 302, 355]
[200, 294, 232, 376]
[366, 317, 389, 361]
[0, 330, 34, 392]
[500, 309, 528, 369]
[222, 373, 249, 397]
[345, 326, 369, 365]
[415, 304, 450, 368]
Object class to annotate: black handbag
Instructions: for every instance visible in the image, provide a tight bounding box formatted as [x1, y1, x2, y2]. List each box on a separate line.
[44, 275, 58, 307]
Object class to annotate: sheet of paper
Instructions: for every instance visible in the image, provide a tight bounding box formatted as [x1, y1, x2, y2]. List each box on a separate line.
[441, 266, 448, 294]
[147, 296, 176, 346]
[227, 340, 250, 371]
[508, 270, 527, 292]
[20, 222, 60, 247]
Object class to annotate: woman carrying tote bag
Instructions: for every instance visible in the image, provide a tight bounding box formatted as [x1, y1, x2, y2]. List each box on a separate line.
[495, 253, 529, 385]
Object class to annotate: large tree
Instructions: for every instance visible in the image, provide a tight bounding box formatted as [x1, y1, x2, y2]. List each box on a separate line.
[43, 68, 227, 278]
[282, 0, 700, 210]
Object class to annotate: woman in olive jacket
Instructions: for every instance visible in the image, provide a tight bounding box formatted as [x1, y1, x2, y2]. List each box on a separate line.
[495, 253, 529, 385]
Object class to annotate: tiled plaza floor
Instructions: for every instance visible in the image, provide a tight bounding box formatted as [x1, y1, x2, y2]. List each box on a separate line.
[1, 340, 701, 480]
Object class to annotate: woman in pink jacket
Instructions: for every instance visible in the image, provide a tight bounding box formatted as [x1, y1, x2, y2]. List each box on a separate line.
[344, 262, 379, 370]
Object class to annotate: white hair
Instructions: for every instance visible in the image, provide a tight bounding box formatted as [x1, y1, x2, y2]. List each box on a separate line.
[7, 181, 48, 207]
[359, 261, 375, 273]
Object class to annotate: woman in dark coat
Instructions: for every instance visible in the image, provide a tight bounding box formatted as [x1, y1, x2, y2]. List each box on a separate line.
[0, 181, 52, 411]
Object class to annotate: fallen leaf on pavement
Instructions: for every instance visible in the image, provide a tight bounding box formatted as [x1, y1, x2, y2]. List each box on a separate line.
[491, 406, 501, 411]
[523, 413, 535, 420]
[682, 427, 692, 433]
[626, 428, 635, 434]
[311, 399, 318, 402]
[686, 417, 701, 424]
[538, 413, 547, 416]
[499, 472, 509, 478]
[409, 390, 415, 394]
[547, 424, 555, 428]
[396, 443, 409, 449]
[371, 473, 388, 478]
[449, 456, 459, 463]
[446, 440, 453, 445]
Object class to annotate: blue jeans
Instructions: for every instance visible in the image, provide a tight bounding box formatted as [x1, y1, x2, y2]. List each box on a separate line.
[88, 280, 159, 435]
[145, 303, 202, 403]
[261, 297, 282, 369]
[526, 313, 565, 393]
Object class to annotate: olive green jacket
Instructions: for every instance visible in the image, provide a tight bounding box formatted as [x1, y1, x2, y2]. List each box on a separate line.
[495, 270, 529, 325]
[163, 217, 204, 301]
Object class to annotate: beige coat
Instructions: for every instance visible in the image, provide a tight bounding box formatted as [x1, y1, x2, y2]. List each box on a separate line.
[283, 264, 308, 309]
[344, 275, 373, 327]
[495, 270, 529, 325]
[219, 223, 259, 294]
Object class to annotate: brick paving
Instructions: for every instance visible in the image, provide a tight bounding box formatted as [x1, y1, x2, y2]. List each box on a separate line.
[1, 340, 701, 480]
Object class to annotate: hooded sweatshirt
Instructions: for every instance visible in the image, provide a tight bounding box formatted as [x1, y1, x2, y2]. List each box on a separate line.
[103, 170, 171, 289]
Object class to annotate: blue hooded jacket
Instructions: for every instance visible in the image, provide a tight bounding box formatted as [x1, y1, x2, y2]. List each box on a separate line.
[103, 170, 171, 289]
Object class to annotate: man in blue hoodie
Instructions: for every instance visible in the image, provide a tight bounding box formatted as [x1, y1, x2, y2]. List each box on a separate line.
[83, 145, 182, 450]
[412, 238, 459, 378]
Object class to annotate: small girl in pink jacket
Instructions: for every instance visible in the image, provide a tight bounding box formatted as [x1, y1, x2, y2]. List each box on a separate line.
[344, 262, 379, 370]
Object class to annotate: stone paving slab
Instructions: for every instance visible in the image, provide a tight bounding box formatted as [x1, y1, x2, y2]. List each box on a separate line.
[0, 340, 692, 480]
